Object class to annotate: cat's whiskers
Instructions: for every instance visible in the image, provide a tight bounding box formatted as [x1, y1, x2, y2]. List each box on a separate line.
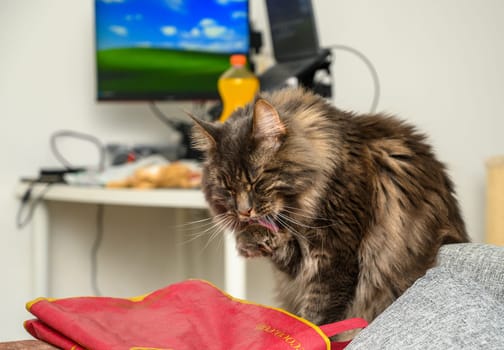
[180, 222, 221, 245]
[175, 216, 214, 228]
[176, 219, 219, 236]
[277, 211, 334, 230]
[201, 216, 232, 251]
[274, 214, 311, 245]
[202, 213, 242, 252]
[179, 213, 229, 245]
[265, 215, 278, 232]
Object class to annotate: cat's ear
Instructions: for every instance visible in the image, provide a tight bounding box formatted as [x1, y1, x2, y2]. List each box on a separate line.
[252, 99, 286, 142]
[186, 113, 220, 151]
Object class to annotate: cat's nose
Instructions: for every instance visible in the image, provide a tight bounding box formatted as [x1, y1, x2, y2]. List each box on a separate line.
[236, 192, 254, 218]
[238, 207, 253, 217]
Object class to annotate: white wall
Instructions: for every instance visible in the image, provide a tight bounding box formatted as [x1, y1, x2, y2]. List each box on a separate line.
[1, 0, 503, 341]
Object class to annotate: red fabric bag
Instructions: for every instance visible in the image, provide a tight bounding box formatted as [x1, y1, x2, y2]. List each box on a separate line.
[25, 279, 367, 350]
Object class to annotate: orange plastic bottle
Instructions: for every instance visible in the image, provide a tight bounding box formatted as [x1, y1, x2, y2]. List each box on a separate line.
[218, 54, 260, 123]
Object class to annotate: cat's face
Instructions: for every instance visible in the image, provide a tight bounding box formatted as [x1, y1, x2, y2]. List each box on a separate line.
[191, 99, 313, 234]
[203, 146, 283, 233]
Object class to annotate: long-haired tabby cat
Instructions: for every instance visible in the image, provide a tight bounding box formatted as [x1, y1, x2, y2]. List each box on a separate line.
[190, 87, 468, 327]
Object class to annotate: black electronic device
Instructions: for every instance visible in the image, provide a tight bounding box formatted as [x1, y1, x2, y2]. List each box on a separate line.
[94, 0, 250, 101]
[36, 168, 85, 184]
[259, 0, 331, 93]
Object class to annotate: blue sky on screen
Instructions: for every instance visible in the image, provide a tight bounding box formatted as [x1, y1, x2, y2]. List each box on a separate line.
[96, 0, 249, 53]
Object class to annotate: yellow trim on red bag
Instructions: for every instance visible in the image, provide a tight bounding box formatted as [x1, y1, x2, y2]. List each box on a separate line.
[26, 292, 149, 311]
[128, 293, 150, 302]
[26, 297, 56, 311]
[123, 279, 331, 349]
[26, 280, 331, 350]
[195, 279, 332, 350]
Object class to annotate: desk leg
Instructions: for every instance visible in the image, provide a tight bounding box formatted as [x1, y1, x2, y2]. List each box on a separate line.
[31, 201, 50, 297]
[224, 232, 246, 299]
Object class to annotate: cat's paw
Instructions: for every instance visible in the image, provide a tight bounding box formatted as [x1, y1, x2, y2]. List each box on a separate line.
[235, 225, 276, 258]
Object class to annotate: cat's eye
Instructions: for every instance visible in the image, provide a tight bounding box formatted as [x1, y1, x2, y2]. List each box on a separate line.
[220, 173, 232, 188]
[246, 164, 262, 183]
[247, 170, 257, 183]
[252, 178, 265, 192]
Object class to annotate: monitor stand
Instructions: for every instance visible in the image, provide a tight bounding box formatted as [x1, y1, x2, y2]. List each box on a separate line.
[259, 50, 333, 98]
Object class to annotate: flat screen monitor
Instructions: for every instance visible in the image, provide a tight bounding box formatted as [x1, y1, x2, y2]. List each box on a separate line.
[266, 0, 320, 62]
[95, 0, 250, 101]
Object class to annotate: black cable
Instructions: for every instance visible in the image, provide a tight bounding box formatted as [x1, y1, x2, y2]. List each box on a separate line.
[50, 131, 106, 294]
[149, 100, 213, 126]
[16, 182, 52, 229]
[328, 44, 381, 114]
[19, 130, 107, 293]
[148, 101, 207, 159]
[50, 130, 106, 172]
[148, 101, 180, 129]
[91, 204, 104, 296]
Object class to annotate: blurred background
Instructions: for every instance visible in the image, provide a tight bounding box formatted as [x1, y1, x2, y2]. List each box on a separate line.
[1, 0, 504, 341]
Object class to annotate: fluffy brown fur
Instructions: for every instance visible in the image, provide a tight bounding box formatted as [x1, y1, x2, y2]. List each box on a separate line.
[190, 87, 468, 327]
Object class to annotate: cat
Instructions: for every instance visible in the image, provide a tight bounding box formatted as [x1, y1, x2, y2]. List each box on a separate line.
[190, 87, 469, 327]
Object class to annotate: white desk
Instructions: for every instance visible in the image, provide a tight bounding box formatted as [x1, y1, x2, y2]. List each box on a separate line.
[16, 182, 246, 299]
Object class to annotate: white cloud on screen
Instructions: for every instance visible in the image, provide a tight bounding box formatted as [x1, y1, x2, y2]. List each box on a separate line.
[232, 11, 247, 19]
[161, 26, 178, 36]
[109, 25, 128, 36]
[165, 0, 186, 13]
